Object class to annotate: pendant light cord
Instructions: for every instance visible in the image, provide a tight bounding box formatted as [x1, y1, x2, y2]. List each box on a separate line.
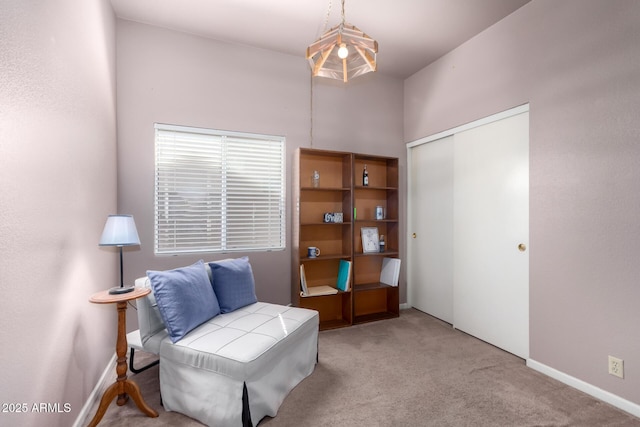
[310, 0, 348, 148]
[310, 70, 314, 148]
[322, 0, 332, 34]
[311, 0, 334, 148]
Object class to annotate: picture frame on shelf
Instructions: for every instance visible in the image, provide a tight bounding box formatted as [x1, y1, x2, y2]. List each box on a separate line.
[361, 227, 380, 253]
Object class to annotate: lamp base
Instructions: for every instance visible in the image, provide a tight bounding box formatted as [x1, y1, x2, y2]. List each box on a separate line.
[109, 286, 135, 295]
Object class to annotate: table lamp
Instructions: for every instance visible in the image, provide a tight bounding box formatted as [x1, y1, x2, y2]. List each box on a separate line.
[99, 214, 140, 294]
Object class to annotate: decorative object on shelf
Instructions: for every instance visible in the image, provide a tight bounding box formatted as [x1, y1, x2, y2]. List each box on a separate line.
[379, 234, 385, 252]
[307, 246, 321, 258]
[307, 0, 377, 83]
[323, 212, 344, 223]
[363, 164, 369, 186]
[312, 170, 320, 187]
[376, 205, 385, 220]
[99, 214, 141, 295]
[360, 226, 380, 253]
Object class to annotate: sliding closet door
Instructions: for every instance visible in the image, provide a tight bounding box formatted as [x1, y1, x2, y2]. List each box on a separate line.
[408, 106, 529, 359]
[453, 111, 529, 359]
[408, 136, 454, 324]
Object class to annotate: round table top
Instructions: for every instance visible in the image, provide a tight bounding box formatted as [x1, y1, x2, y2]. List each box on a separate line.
[89, 287, 150, 304]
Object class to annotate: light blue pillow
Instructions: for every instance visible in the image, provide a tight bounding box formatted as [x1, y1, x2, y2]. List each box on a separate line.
[147, 260, 220, 343]
[209, 257, 257, 313]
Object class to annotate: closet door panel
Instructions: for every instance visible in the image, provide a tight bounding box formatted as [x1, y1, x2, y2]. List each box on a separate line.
[453, 111, 529, 359]
[408, 136, 454, 323]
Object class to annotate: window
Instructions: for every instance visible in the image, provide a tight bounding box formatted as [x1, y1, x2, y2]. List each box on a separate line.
[154, 123, 285, 255]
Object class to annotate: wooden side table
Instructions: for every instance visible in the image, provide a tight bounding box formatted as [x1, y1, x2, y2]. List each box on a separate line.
[87, 287, 159, 426]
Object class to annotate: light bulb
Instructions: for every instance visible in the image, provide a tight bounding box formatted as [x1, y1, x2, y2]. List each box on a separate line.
[338, 43, 349, 59]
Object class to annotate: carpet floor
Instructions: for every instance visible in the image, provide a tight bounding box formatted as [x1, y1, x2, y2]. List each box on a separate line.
[85, 308, 640, 426]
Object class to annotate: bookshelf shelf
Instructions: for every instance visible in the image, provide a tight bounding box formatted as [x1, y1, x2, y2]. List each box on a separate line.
[301, 255, 351, 261]
[354, 282, 395, 291]
[300, 186, 350, 193]
[355, 251, 400, 257]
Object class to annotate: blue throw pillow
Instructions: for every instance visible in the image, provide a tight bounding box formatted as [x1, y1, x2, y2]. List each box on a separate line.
[147, 260, 220, 343]
[209, 257, 258, 313]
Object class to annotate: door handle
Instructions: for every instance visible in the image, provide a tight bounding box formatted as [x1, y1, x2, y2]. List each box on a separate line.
[518, 243, 526, 252]
[412, 233, 417, 239]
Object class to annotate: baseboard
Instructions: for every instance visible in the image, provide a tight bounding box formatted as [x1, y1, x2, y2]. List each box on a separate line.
[72, 353, 116, 427]
[400, 303, 411, 310]
[527, 358, 640, 418]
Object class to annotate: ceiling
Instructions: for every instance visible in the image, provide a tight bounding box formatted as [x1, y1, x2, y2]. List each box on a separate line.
[110, 0, 531, 79]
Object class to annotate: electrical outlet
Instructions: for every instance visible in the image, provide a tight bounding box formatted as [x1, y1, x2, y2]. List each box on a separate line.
[608, 355, 624, 379]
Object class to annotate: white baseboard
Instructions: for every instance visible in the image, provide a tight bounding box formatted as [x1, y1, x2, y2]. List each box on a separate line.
[400, 303, 411, 310]
[527, 358, 640, 418]
[72, 353, 116, 427]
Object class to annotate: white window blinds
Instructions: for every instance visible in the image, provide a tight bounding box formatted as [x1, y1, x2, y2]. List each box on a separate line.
[154, 124, 285, 255]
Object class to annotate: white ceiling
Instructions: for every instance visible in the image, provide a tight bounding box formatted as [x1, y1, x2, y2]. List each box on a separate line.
[110, 0, 531, 79]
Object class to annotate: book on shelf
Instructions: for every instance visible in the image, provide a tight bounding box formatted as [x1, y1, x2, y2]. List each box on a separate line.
[301, 285, 339, 297]
[300, 264, 339, 297]
[300, 264, 309, 295]
[336, 259, 352, 292]
[380, 257, 401, 287]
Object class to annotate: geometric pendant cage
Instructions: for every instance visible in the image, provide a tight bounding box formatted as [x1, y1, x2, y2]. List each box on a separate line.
[306, 1, 377, 83]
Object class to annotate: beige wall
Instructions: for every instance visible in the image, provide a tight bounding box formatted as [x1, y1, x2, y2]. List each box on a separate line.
[405, 0, 640, 406]
[0, 1, 118, 426]
[115, 19, 405, 310]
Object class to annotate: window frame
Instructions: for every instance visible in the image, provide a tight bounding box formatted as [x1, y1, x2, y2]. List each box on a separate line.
[154, 123, 286, 255]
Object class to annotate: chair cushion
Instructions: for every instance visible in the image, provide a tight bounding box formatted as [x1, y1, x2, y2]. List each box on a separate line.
[159, 302, 319, 378]
[209, 257, 258, 313]
[147, 260, 220, 343]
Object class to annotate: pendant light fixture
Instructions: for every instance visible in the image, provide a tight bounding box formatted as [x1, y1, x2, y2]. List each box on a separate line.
[306, 0, 378, 83]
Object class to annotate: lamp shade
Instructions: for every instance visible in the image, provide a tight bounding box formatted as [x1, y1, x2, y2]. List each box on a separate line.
[99, 215, 140, 247]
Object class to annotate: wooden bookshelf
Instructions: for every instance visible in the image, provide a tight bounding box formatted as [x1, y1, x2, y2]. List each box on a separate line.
[292, 148, 399, 330]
